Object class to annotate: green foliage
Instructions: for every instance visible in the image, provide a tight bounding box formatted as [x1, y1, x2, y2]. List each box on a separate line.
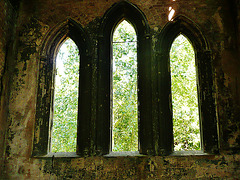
[170, 35, 201, 151]
[112, 20, 138, 152]
[51, 23, 200, 153]
[51, 39, 79, 152]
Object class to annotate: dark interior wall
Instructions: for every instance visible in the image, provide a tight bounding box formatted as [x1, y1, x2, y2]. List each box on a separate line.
[1, 0, 240, 179]
[235, 0, 240, 54]
[235, 0, 240, 48]
[218, 0, 240, 152]
[0, 0, 17, 175]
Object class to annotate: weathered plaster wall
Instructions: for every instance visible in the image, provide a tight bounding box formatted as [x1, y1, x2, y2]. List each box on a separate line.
[0, 0, 17, 175]
[4, 154, 240, 179]
[217, 0, 240, 152]
[1, 0, 240, 179]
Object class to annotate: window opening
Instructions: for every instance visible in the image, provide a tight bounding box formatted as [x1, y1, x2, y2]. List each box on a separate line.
[51, 38, 79, 152]
[168, 7, 175, 21]
[170, 34, 201, 151]
[112, 20, 138, 152]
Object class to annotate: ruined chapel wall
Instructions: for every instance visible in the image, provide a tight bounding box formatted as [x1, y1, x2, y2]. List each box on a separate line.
[2, 0, 240, 179]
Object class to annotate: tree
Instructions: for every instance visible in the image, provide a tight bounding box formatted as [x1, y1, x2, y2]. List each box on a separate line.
[51, 25, 201, 153]
[112, 20, 138, 152]
[51, 39, 79, 152]
[170, 35, 201, 151]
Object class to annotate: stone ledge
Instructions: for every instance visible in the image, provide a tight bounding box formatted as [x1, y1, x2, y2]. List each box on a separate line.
[34, 150, 212, 159]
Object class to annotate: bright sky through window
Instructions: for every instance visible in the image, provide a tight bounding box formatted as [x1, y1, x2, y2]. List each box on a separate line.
[52, 39, 79, 152]
[170, 35, 201, 151]
[168, 7, 175, 21]
[112, 20, 138, 152]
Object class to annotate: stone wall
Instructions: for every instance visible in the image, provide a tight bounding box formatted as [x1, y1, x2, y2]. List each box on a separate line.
[0, 0, 17, 174]
[1, 0, 240, 179]
[218, 0, 240, 152]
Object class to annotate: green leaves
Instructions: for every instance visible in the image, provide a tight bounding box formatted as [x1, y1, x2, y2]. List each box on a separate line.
[51, 39, 79, 152]
[51, 24, 200, 153]
[170, 35, 201, 151]
[112, 20, 138, 152]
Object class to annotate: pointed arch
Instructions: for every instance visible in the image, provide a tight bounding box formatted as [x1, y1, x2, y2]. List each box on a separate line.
[155, 15, 218, 155]
[41, 18, 90, 59]
[33, 18, 92, 156]
[158, 15, 209, 53]
[99, 0, 150, 38]
[97, 1, 153, 155]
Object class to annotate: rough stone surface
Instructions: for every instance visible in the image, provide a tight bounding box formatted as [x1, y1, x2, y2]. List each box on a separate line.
[1, 0, 240, 179]
[0, 0, 17, 175]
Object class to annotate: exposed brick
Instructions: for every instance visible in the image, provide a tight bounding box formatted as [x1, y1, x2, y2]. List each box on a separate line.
[1, 0, 240, 179]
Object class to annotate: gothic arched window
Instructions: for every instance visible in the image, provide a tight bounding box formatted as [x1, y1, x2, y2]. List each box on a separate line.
[97, 1, 152, 155]
[156, 16, 218, 155]
[33, 19, 91, 156]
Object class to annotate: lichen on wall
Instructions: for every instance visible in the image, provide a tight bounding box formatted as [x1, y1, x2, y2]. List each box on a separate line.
[0, 0, 18, 175]
[1, 0, 240, 179]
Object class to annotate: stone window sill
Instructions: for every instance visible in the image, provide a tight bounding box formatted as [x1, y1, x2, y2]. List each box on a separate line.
[34, 150, 211, 159]
[169, 150, 209, 156]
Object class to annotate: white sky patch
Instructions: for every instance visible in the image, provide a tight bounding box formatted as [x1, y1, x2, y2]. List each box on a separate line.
[168, 7, 175, 21]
